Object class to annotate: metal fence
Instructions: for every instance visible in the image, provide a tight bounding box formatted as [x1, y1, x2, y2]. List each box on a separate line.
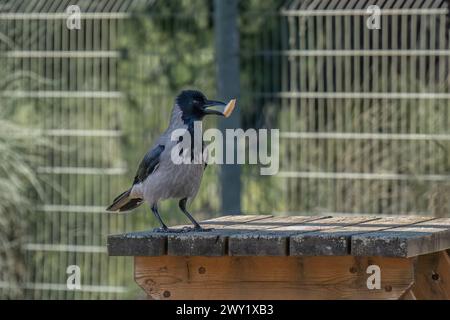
[241, 0, 450, 216]
[0, 0, 137, 299]
[0, 0, 449, 299]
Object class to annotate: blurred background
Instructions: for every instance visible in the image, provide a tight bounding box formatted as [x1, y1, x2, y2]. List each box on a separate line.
[0, 0, 449, 299]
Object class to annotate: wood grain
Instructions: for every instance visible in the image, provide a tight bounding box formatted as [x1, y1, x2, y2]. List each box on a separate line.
[134, 255, 414, 300]
[412, 251, 450, 299]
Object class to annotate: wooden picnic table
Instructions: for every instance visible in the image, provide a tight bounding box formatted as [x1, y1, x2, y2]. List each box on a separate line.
[107, 214, 450, 300]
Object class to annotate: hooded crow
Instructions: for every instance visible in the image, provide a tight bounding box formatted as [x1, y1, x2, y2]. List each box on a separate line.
[106, 90, 236, 232]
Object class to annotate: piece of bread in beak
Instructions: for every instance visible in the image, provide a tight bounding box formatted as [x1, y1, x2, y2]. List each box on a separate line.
[223, 99, 236, 118]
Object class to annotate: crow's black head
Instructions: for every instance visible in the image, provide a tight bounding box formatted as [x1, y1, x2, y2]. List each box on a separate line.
[176, 90, 227, 123]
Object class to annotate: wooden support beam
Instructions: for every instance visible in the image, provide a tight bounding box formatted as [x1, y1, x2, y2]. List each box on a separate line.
[214, 0, 241, 214]
[412, 250, 450, 299]
[134, 256, 414, 300]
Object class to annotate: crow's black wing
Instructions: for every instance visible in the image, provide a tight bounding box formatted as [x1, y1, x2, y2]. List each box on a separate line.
[132, 144, 165, 185]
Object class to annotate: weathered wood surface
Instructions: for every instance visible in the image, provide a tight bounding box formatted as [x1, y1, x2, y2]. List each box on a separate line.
[108, 215, 270, 256]
[351, 218, 450, 257]
[290, 216, 434, 256]
[135, 255, 415, 300]
[108, 230, 167, 256]
[229, 215, 373, 256]
[167, 215, 278, 256]
[107, 215, 450, 257]
[171, 215, 328, 256]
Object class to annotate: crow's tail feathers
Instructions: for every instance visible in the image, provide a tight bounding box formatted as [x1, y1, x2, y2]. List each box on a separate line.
[106, 189, 143, 212]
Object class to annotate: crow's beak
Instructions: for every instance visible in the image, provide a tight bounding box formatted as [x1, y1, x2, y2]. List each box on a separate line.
[203, 99, 236, 118]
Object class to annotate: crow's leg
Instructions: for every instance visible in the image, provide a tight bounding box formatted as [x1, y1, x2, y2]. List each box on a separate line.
[151, 203, 168, 232]
[179, 198, 202, 231]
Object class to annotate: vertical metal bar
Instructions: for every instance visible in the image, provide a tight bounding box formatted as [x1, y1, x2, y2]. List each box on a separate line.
[396, 9, 406, 215]
[290, 14, 299, 211]
[380, 11, 389, 214]
[343, 8, 352, 213]
[391, 8, 400, 215]
[214, 0, 241, 214]
[49, 14, 57, 300]
[280, 11, 290, 210]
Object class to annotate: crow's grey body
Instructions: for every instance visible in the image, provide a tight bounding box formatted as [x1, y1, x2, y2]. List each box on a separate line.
[129, 105, 204, 205]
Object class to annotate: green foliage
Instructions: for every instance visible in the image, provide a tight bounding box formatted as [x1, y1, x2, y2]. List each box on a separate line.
[0, 29, 47, 297]
[0, 111, 45, 298]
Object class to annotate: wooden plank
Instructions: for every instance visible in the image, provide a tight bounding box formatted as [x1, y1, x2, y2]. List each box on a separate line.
[287, 216, 379, 256]
[412, 251, 450, 299]
[351, 218, 450, 257]
[440, 251, 450, 293]
[107, 215, 270, 256]
[434, 251, 450, 299]
[291, 216, 433, 256]
[135, 255, 414, 300]
[107, 231, 167, 256]
[228, 215, 331, 256]
[167, 215, 273, 256]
